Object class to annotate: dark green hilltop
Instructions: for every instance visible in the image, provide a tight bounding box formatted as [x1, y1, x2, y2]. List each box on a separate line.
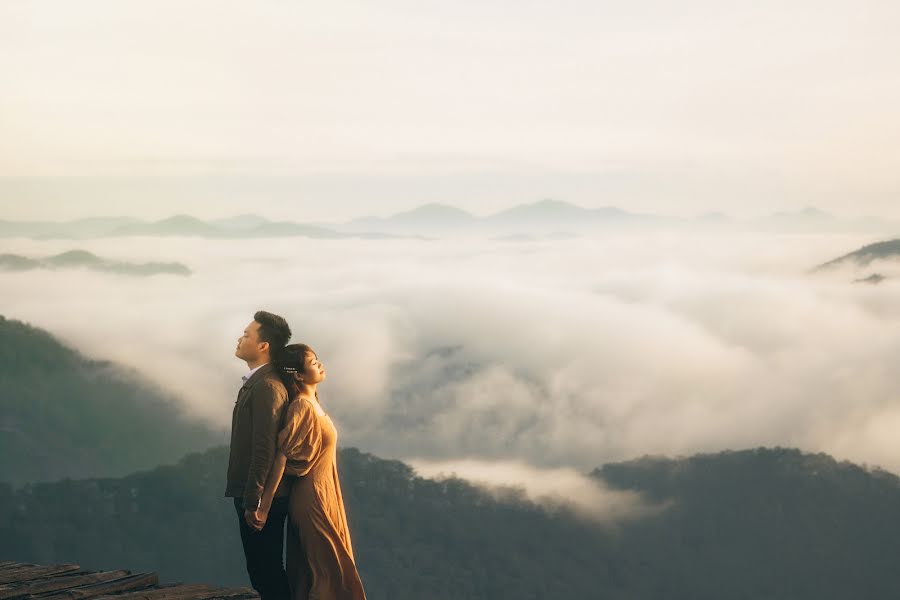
[814, 238, 900, 270]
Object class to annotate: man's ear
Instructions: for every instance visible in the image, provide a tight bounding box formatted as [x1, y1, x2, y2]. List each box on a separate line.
[259, 341, 270, 355]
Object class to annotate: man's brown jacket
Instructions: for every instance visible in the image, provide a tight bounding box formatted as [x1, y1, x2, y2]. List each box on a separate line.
[225, 363, 292, 509]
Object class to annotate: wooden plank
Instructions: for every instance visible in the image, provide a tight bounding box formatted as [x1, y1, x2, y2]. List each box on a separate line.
[0, 563, 258, 600]
[149, 587, 257, 600]
[0, 566, 23, 573]
[90, 584, 209, 600]
[38, 572, 158, 599]
[0, 570, 128, 600]
[0, 568, 30, 577]
[94, 584, 257, 600]
[187, 587, 258, 600]
[0, 567, 36, 580]
[0, 567, 81, 585]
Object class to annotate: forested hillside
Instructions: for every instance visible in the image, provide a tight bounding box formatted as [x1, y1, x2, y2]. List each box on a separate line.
[0, 316, 224, 486]
[3, 445, 900, 600]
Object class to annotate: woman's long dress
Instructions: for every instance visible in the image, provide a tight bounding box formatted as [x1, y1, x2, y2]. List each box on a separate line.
[276, 395, 367, 600]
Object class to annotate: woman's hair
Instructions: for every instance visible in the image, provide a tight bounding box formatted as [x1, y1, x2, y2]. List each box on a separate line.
[275, 343, 317, 399]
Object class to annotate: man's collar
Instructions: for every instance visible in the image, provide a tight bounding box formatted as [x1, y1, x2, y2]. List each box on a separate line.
[241, 362, 270, 384]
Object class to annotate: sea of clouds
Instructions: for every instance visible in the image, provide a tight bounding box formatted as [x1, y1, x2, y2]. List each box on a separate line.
[2, 229, 899, 518]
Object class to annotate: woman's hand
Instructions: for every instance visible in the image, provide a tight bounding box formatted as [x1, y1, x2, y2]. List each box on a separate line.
[254, 507, 270, 530]
[247, 501, 271, 531]
[244, 507, 267, 531]
[256, 451, 288, 532]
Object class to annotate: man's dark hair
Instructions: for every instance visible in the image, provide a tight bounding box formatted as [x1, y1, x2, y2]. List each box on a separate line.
[253, 310, 292, 354]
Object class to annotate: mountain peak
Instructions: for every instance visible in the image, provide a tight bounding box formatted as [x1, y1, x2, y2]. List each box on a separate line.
[156, 214, 208, 226]
[770, 206, 834, 220]
[212, 214, 273, 230]
[800, 206, 830, 217]
[393, 203, 475, 219]
[531, 198, 579, 209]
[45, 249, 104, 266]
[489, 198, 586, 220]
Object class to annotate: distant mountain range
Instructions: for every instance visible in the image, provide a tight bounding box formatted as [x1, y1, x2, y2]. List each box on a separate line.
[345, 203, 479, 233]
[0, 316, 224, 486]
[108, 215, 347, 239]
[0, 217, 143, 239]
[1, 202, 894, 239]
[354, 202, 896, 235]
[0, 215, 354, 240]
[342, 199, 664, 235]
[0, 250, 191, 276]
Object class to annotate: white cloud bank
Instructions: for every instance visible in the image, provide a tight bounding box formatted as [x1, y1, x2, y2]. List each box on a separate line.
[2, 230, 899, 488]
[407, 458, 666, 524]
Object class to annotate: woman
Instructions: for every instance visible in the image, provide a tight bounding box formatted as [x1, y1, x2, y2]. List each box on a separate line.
[251, 343, 367, 600]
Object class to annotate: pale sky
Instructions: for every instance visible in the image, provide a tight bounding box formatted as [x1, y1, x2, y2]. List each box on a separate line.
[1, 0, 899, 220]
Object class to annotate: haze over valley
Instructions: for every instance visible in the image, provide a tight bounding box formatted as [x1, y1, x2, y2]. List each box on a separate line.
[3, 214, 899, 487]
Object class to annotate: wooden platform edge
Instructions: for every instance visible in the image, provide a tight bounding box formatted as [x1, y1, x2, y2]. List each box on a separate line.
[0, 562, 258, 600]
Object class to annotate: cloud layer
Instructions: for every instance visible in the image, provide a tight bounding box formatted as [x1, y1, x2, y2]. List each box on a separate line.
[2, 230, 899, 486]
[407, 458, 665, 524]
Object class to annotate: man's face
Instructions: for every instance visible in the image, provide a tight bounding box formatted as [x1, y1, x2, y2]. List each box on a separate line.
[235, 320, 266, 362]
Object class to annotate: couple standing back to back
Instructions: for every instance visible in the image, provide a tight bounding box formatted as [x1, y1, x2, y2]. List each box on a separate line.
[225, 310, 367, 600]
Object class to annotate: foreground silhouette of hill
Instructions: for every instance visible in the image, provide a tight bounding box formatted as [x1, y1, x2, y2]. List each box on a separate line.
[0, 316, 224, 487]
[814, 238, 900, 271]
[2, 444, 899, 599]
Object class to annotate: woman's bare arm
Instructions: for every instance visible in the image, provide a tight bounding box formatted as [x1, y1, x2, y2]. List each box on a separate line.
[251, 451, 288, 528]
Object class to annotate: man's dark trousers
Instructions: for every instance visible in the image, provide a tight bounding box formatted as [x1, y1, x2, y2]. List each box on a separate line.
[234, 497, 291, 600]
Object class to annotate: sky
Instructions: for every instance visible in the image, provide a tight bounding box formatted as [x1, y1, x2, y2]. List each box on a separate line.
[1, 0, 900, 220]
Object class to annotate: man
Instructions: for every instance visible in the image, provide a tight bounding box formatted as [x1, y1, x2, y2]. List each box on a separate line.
[226, 310, 294, 600]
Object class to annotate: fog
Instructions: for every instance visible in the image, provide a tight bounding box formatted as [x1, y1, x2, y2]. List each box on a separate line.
[2, 229, 900, 491]
[407, 458, 666, 524]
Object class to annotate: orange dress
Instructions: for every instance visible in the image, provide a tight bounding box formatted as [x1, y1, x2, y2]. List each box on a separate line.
[276, 395, 367, 600]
